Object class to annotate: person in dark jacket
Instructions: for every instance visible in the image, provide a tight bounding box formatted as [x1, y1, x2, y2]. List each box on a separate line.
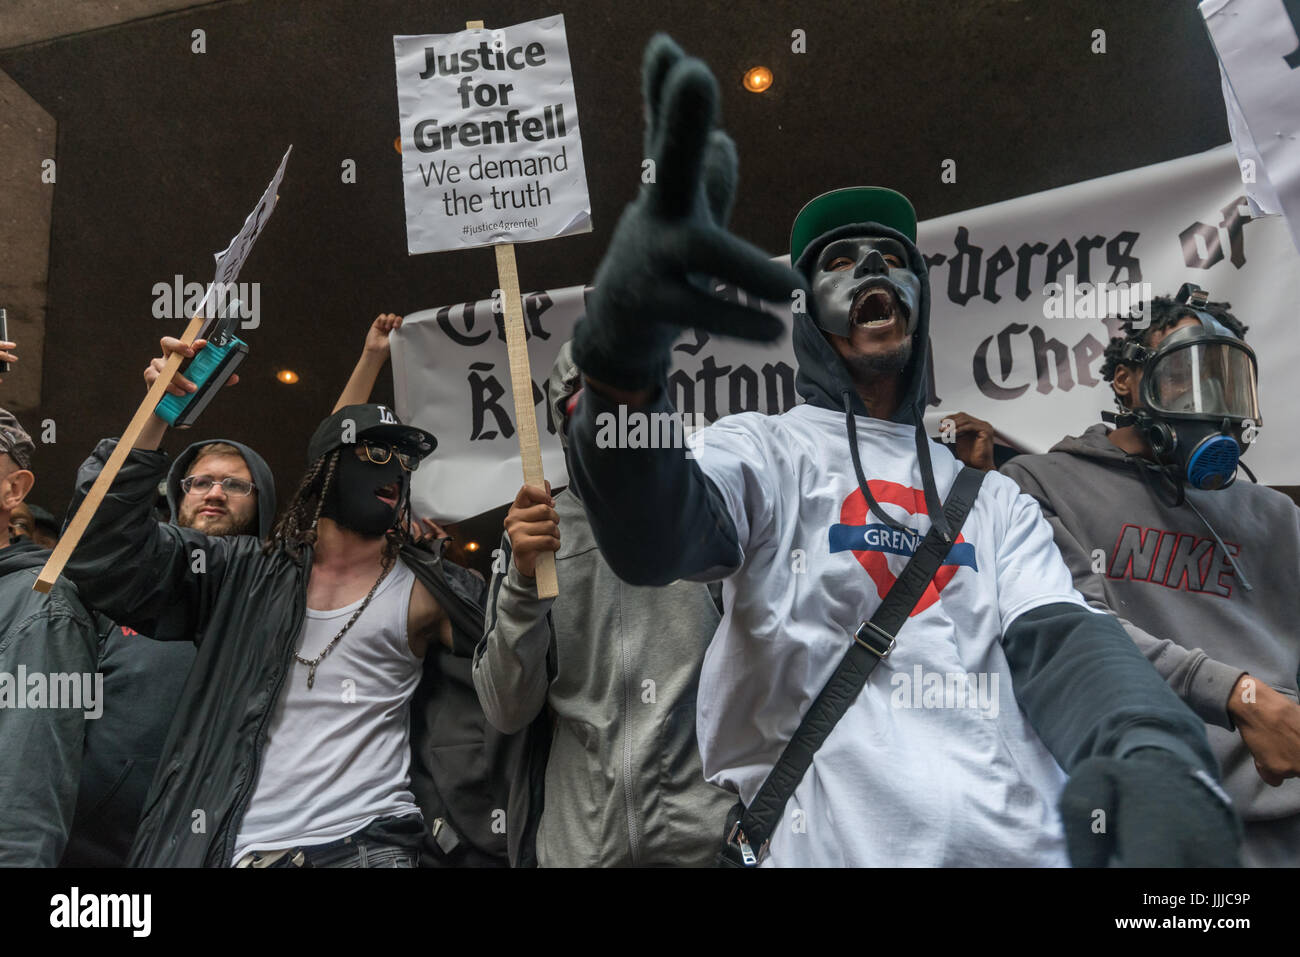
[61, 332, 470, 866]
[0, 407, 100, 866]
[1001, 292, 1300, 866]
[563, 35, 1240, 867]
[60, 438, 276, 867]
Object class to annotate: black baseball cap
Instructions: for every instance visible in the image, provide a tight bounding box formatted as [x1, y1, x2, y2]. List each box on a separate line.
[306, 404, 436, 465]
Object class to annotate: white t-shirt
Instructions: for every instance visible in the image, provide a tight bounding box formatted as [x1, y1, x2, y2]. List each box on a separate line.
[233, 562, 424, 863]
[691, 403, 1088, 867]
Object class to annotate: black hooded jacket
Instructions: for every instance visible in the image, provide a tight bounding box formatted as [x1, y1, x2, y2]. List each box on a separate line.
[0, 537, 100, 865]
[567, 220, 1219, 818]
[62, 439, 540, 867]
[60, 439, 276, 867]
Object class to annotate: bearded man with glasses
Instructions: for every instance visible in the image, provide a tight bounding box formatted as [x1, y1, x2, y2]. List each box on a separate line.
[62, 436, 276, 866]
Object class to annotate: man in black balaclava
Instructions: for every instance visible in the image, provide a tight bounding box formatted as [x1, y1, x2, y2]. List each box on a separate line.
[61, 343, 484, 865]
[563, 34, 1241, 867]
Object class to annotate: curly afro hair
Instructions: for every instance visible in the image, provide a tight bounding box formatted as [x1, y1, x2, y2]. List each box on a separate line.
[1099, 295, 1248, 410]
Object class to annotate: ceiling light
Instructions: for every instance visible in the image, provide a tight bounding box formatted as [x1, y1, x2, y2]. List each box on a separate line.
[743, 66, 773, 93]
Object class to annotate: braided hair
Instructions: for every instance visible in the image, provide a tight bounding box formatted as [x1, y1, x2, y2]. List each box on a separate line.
[265, 448, 338, 560]
[1099, 295, 1248, 410]
[264, 445, 414, 567]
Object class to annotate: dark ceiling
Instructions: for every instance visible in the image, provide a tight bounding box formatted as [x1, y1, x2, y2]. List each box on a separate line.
[0, 0, 1230, 570]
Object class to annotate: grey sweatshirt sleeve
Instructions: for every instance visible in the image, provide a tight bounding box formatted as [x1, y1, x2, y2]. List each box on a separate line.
[0, 587, 98, 866]
[1003, 601, 1219, 778]
[1001, 460, 1245, 730]
[567, 383, 742, 586]
[473, 532, 555, 735]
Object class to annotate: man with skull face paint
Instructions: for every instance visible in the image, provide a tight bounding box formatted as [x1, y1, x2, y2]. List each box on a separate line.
[60, 332, 488, 866]
[563, 35, 1239, 867]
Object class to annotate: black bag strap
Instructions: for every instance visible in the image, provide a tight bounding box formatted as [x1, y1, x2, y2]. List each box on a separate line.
[728, 466, 986, 865]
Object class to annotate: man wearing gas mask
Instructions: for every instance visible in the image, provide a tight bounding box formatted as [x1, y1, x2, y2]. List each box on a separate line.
[1002, 288, 1300, 866]
[563, 34, 1237, 867]
[60, 336, 486, 866]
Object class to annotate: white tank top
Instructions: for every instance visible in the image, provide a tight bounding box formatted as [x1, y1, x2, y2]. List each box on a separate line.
[233, 561, 423, 863]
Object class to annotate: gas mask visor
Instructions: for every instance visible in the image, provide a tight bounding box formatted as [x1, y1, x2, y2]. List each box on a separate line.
[1142, 325, 1259, 421]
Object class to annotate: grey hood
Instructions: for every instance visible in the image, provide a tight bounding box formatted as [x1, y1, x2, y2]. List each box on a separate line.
[165, 438, 277, 538]
[1049, 423, 1133, 465]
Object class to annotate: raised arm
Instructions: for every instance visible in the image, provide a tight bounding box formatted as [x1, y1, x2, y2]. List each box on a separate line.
[334, 313, 402, 412]
[473, 485, 560, 734]
[62, 336, 238, 635]
[565, 36, 802, 584]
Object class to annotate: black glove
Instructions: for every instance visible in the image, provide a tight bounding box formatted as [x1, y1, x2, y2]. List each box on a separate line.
[571, 34, 806, 391]
[1059, 747, 1242, 867]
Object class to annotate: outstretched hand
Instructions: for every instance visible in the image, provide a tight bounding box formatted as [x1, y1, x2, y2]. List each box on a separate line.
[1059, 748, 1241, 867]
[572, 34, 806, 392]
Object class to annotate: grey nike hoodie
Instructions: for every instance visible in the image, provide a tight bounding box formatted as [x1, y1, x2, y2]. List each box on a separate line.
[1002, 423, 1300, 831]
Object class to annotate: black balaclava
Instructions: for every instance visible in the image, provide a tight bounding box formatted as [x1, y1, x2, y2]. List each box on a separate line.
[321, 447, 408, 537]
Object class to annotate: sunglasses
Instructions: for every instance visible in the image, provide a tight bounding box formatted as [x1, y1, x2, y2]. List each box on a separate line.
[354, 441, 419, 471]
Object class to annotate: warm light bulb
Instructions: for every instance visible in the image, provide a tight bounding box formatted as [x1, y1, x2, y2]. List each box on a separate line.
[743, 66, 773, 93]
[464, 541, 480, 552]
[277, 369, 299, 384]
[393, 137, 403, 154]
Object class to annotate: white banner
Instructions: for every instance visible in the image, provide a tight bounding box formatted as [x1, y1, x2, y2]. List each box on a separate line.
[1202, 0, 1300, 252]
[393, 15, 592, 254]
[393, 144, 1300, 523]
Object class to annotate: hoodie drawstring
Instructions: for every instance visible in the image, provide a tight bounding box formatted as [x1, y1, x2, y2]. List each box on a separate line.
[1184, 496, 1254, 592]
[842, 389, 952, 543]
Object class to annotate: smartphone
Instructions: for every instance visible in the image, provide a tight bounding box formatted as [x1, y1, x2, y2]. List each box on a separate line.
[0, 308, 9, 374]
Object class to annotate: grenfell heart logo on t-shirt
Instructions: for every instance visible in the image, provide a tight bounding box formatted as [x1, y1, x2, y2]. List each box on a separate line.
[828, 480, 978, 616]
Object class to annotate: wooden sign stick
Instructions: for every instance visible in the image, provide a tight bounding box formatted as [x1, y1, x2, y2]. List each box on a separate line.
[469, 17, 558, 599]
[34, 313, 205, 593]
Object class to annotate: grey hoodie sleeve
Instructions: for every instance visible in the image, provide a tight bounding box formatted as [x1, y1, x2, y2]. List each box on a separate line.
[473, 532, 555, 735]
[567, 382, 742, 585]
[0, 587, 98, 866]
[1001, 460, 1245, 731]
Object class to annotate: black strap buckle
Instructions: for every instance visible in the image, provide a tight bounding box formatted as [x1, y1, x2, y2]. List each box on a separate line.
[853, 619, 896, 658]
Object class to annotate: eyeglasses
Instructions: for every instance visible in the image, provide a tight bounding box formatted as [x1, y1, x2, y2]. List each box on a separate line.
[181, 475, 256, 497]
[355, 441, 418, 471]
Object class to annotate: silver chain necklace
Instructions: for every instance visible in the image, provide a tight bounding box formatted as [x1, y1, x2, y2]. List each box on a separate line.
[295, 563, 393, 690]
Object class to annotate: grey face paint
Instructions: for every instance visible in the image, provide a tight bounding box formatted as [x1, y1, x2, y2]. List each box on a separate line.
[810, 236, 921, 339]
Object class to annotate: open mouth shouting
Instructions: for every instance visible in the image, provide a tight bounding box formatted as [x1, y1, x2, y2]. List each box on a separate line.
[374, 481, 400, 508]
[850, 283, 908, 331]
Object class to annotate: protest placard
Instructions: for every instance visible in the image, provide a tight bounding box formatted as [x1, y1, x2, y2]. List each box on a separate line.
[394, 16, 591, 254]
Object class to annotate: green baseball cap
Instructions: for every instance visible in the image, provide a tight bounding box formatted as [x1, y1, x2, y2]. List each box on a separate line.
[790, 187, 918, 264]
